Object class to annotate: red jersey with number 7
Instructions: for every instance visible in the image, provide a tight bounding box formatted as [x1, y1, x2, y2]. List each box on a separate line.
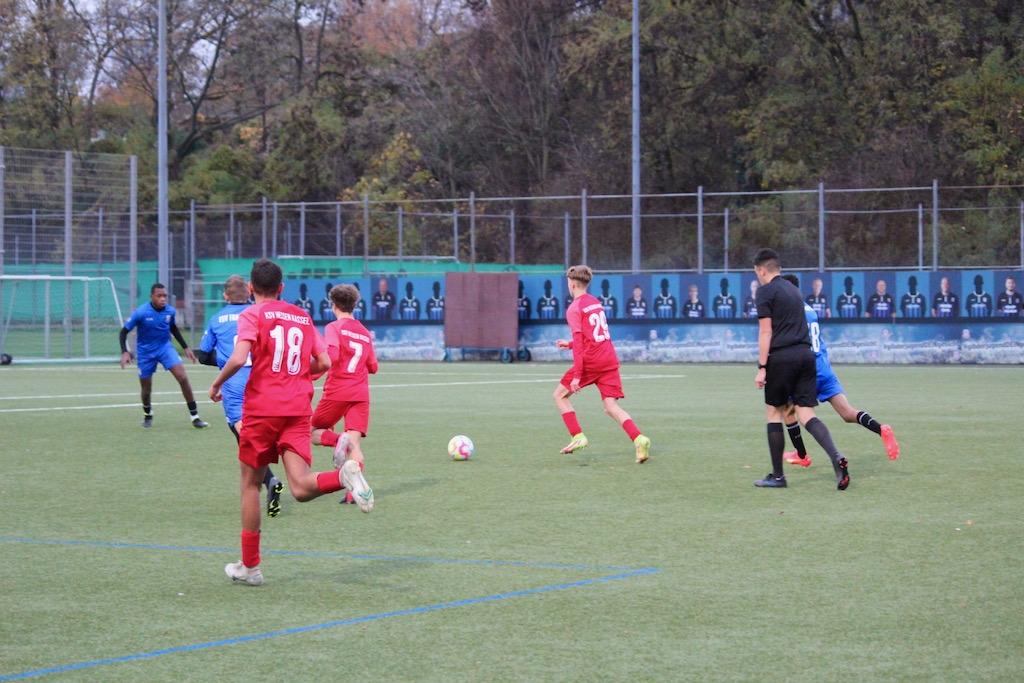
[237, 300, 327, 417]
[322, 318, 378, 402]
[567, 292, 619, 380]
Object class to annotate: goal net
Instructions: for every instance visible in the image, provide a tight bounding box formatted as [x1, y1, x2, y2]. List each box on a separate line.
[0, 276, 125, 362]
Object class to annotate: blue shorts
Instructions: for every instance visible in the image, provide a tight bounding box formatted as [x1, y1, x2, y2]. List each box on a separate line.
[137, 343, 182, 379]
[220, 382, 245, 425]
[816, 358, 844, 403]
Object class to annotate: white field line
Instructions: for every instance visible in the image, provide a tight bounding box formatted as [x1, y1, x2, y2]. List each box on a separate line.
[0, 374, 686, 414]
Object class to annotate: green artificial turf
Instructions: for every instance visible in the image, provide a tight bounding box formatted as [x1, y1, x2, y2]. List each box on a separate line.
[1, 362, 1022, 681]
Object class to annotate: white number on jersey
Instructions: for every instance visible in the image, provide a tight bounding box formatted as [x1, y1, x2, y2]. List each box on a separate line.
[588, 310, 611, 343]
[269, 324, 304, 375]
[346, 339, 364, 373]
[808, 320, 821, 354]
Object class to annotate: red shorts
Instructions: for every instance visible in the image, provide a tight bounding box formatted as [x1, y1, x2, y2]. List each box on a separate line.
[311, 398, 370, 436]
[560, 365, 624, 400]
[238, 415, 313, 468]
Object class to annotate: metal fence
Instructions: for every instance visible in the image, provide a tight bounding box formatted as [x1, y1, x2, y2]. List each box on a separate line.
[3, 145, 1024, 294]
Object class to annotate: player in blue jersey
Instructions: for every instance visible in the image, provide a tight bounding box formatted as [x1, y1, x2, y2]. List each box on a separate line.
[399, 281, 421, 320]
[196, 275, 284, 517]
[805, 277, 830, 319]
[653, 278, 677, 318]
[626, 284, 648, 319]
[965, 274, 992, 317]
[931, 277, 959, 317]
[900, 276, 927, 318]
[742, 279, 759, 318]
[865, 279, 896, 318]
[836, 276, 862, 318]
[996, 276, 1023, 317]
[119, 283, 208, 429]
[681, 284, 705, 318]
[427, 281, 445, 320]
[712, 277, 737, 318]
[538, 279, 560, 320]
[779, 275, 899, 465]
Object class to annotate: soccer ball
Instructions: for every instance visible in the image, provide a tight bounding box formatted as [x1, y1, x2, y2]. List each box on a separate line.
[448, 435, 474, 461]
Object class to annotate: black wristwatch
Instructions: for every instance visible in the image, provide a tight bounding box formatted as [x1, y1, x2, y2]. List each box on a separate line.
[757, 362, 767, 369]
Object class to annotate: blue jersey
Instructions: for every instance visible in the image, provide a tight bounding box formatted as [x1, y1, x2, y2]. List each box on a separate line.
[803, 303, 843, 402]
[124, 301, 177, 358]
[199, 302, 251, 424]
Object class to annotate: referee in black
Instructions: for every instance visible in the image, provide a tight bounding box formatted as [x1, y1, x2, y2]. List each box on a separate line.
[753, 248, 850, 490]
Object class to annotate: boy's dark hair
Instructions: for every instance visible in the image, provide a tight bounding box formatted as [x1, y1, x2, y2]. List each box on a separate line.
[150, 282, 166, 294]
[250, 259, 283, 296]
[782, 274, 800, 288]
[753, 248, 781, 271]
[567, 265, 593, 287]
[329, 284, 359, 313]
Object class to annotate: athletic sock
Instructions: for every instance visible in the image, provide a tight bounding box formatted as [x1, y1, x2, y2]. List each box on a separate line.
[320, 430, 340, 448]
[767, 423, 785, 476]
[805, 417, 842, 465]
[785, 422, 808, 457]
[562, 411, 582, 437]
[241, 529, 260, 568]
[857, 411, 882, 435]
[316, 471, 344, 495]
[187, 400, 199, 418]
[143, 404, 152, 416]
[622, 419, 641, 441]
[263, 468, 276, 488]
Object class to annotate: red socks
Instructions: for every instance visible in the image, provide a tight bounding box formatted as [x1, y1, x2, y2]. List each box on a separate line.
[316, 471, 344, 494]
[622, 419, 641, 441]
[241, 529, 260, 568]
[562, 411, 582, 436]
[320, 431, 339, 448]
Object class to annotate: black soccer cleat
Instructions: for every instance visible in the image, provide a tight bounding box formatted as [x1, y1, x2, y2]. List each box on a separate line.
[754, 473, 787, 488]
[142, 415, 153, 428]
[192, 417, 209, 429]
[267, 477, 283, 517]
[835, 457, 850, 490]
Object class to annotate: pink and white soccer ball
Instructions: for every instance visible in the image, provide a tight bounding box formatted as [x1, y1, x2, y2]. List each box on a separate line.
[448, 435, 474, 461]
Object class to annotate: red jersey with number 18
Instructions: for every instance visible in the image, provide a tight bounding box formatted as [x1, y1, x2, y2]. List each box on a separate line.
[567, 292, 619, 379]
[237, 300, 327, 417]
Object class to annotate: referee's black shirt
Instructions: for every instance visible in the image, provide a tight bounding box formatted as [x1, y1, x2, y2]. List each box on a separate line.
[756, 275, 811, 350]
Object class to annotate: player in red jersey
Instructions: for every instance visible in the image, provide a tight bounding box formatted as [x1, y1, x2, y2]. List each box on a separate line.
[310, 284, 377, 512]
[553, 265, 651, 464]
[209, 259, 356, 586]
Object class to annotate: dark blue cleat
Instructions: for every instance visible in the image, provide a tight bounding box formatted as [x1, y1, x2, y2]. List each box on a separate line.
[754, 473, 787, 488]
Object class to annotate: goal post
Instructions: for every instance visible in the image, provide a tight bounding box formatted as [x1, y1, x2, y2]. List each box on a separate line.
[0, 275, 126, 362]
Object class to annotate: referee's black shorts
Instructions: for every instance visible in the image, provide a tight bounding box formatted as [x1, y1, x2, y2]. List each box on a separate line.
[764, 344, 817, 408]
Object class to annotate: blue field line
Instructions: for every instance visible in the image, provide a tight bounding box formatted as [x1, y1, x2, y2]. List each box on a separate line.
[0, 537, 659, 681]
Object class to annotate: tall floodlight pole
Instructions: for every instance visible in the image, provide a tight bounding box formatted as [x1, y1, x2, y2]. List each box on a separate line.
[157, 0, 170, 287]
[630, 0, 641, 273]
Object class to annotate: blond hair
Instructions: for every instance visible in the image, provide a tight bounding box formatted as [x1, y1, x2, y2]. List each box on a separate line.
[567, 265, 593, 287]
[224, 274, 249, 303]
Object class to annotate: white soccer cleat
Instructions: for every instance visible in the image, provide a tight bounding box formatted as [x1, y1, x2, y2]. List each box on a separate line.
[225, 560, 264, 586]
[341, 459, 374, 513]
[332, 432, 352, 470]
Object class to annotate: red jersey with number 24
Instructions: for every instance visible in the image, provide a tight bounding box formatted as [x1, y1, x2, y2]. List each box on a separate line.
[237, 300, 327, 417]
[567, 292, 619, 380]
